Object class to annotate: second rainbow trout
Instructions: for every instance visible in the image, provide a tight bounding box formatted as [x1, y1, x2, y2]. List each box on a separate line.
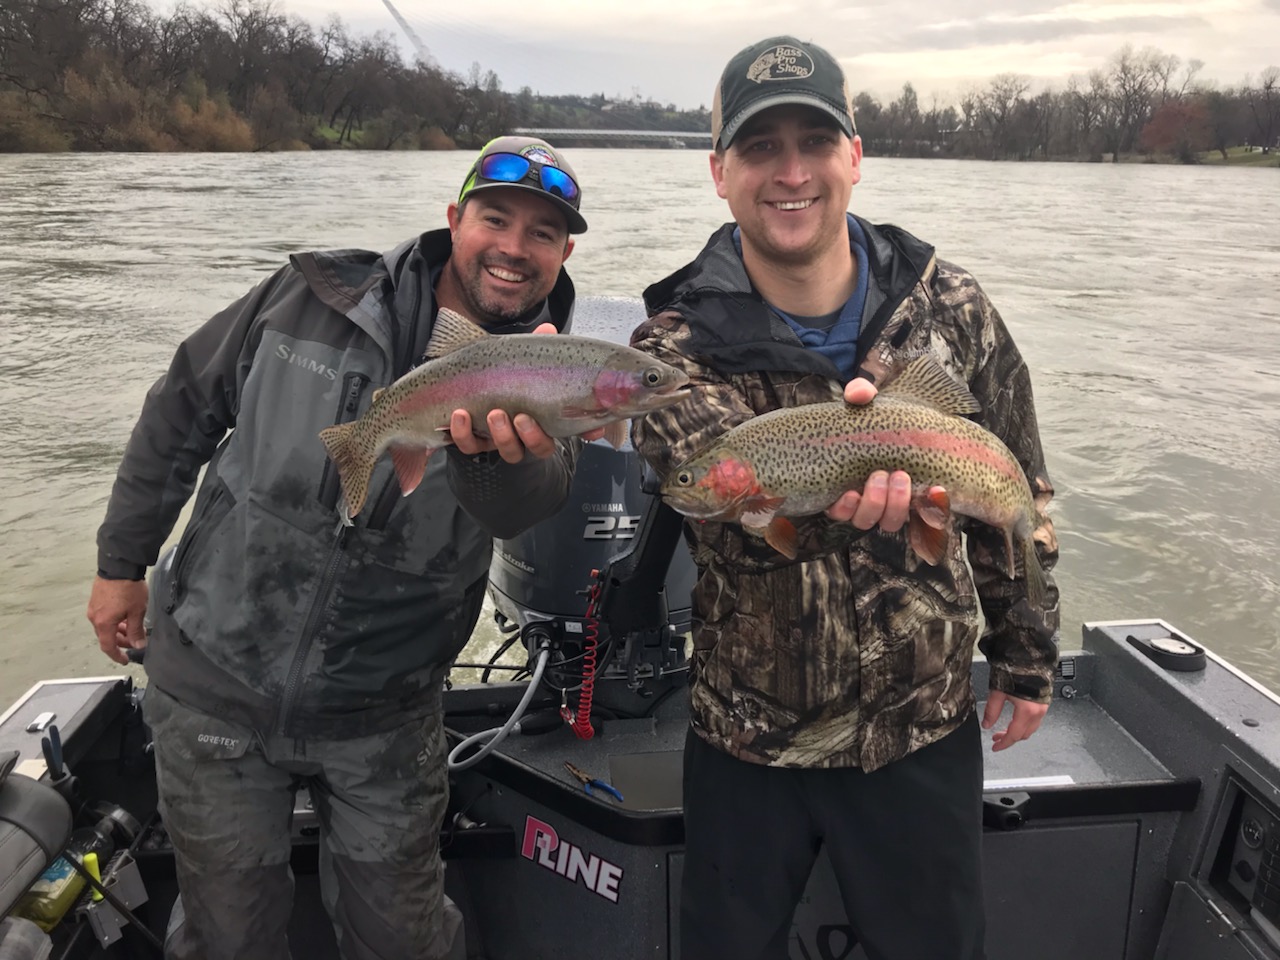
[659, 356, 1047, 605]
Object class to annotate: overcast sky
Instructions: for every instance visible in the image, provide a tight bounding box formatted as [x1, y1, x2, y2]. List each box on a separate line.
[256, 0, 1280, 108]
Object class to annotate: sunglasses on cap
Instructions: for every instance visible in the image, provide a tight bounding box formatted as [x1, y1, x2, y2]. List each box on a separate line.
[476, 152, 580, 204]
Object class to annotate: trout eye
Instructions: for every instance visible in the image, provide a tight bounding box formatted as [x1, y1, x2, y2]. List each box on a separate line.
[676, 471, 693, 487]
[644, 367, 663, 386]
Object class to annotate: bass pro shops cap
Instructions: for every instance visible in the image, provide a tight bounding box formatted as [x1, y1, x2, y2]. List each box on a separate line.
[712, 36, 856, 149]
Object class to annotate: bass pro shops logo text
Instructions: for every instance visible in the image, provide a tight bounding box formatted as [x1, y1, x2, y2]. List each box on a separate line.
[747, 45, 815, 83]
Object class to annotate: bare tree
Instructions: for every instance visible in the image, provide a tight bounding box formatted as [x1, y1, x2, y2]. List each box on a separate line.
[1107, 45, 1162, 157]
[211, 0, 287, 112]
[1200, 87, 1248, 159]
[977, 73, 1031, 159]
[1244, 67, 1279, 152]
[1023, 91, 1057, 160]
[1064, 74, 1105, 158]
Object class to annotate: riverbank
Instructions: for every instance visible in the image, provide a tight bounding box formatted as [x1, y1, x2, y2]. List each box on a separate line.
[1200, 145, 1280, 166]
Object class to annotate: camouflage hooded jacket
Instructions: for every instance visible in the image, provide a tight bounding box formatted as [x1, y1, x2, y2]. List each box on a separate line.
[631, 218, 1059, 772]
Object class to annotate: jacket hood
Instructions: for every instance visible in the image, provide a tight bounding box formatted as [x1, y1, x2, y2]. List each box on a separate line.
[643, 216, 936, 315]
[288, 228, 577, 341]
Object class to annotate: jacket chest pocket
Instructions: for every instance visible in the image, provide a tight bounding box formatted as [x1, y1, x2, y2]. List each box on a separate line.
[165, 483, 235, 615]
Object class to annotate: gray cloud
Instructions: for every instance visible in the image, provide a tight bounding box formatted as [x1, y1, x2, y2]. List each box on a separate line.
[835, 0, 1077, 25]
[886, 14, 1209, 53]
[378, 24, 720, 106]
[323, 1, 1267, 108]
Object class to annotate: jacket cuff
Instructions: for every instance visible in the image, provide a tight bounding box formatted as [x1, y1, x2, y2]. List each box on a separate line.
[97, 557, 147, 581]
[988, 662, 1053, 704]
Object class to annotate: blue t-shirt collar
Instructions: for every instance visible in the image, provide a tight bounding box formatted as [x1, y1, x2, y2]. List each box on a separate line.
[732, 213, 869, 382]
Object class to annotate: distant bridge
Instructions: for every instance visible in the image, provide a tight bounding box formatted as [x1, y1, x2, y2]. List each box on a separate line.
[513, 128, 712, 148]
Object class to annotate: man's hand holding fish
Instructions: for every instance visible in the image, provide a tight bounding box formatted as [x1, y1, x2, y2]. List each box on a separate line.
[824, 376, 913, 533]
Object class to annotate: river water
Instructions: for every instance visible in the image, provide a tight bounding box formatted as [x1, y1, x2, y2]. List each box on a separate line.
[1, 150, 1277, 706]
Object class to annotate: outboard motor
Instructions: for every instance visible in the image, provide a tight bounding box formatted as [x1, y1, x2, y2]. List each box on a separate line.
[485, 296, 697, 698]
[487, 438, 696, 693]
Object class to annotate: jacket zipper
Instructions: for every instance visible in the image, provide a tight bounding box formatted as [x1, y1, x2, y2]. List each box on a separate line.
[275, 518, 349, 736]
[289, 373, 368, 735]
[854, 231, 930, 377]
[280, 269, 424, 730]
[319, 373, 370, 510]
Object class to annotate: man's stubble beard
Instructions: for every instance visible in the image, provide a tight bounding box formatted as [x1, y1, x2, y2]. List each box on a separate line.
[447, 256, 547, 326]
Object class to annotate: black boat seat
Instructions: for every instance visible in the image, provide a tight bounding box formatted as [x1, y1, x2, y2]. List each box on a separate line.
[0, 751, 72, 917]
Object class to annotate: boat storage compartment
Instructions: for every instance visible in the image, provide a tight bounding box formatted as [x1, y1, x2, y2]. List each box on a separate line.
[1155, 771, 1280, 958]
[1085, 620, 1280, 960]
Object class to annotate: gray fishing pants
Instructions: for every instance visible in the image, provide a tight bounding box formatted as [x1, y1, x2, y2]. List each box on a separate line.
[144, 685, 462, 960]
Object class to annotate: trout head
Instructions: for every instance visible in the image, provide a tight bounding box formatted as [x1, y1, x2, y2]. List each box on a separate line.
[661, 453, 764, 521]
[592, 358, 690, 417]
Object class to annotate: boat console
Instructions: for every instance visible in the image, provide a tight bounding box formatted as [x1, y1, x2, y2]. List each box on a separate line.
[431, 617, 1280, 960]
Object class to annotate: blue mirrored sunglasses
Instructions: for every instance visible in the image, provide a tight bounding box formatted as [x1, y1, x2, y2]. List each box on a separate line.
[477, 152, 580, 204]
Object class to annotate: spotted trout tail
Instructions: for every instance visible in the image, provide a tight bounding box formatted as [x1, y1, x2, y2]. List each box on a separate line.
[319, 421, 375, 521]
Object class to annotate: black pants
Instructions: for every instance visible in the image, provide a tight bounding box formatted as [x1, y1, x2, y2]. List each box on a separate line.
[680, 715, 985, 960]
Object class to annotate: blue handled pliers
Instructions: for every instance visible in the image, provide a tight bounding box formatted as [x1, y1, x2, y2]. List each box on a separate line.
[564, 761, 624, 803]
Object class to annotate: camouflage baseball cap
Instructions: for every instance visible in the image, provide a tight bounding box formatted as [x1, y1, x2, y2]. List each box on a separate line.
[712, 36, 856, 149]
[457, 136, 587, 234]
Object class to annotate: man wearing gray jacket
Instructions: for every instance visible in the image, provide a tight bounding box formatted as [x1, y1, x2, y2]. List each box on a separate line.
[86, 136, 591, 960]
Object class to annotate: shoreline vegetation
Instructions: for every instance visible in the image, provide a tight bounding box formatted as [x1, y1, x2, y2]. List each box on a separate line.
[1, 0, 1277, 166]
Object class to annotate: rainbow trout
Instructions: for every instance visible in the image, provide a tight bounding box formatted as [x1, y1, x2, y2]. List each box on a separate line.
[320, 308, 689, 519]
[660, 355, 1047, 606]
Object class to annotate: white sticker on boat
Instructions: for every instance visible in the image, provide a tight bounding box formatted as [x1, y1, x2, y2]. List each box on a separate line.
[983, 775, 1075, 789]
[521, 815, 624, 903]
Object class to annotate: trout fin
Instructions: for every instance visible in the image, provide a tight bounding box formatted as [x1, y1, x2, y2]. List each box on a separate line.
[881, 356, 981, 416]
[912, 486, 951, 529]
[908, 512, 949, 565]
[424, 307, 490, 360]
[740, 499, 785, 530]
[390, 444, 436, 496]
[740, 499, 793, 559]
[908, 486, 951, 564]
[319, 421, 374, 519]
[371, 387, 384, 404]
[764, 517, 799, 560]
[602, 420, 628, 449]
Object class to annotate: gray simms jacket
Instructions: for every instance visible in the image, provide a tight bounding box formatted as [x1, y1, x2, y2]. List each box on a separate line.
[96, 229, 579, 740]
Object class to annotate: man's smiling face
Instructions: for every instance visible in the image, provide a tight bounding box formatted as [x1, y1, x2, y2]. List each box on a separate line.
[711, 105, 862, 269]
[444, 188, 574, 325]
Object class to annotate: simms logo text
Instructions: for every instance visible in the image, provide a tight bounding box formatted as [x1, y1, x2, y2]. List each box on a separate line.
[521, 815, 623, 902]
[275, 344, 338, 380]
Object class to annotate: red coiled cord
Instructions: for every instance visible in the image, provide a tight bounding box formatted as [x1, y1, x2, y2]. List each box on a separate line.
[567, 572, 601, 740]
